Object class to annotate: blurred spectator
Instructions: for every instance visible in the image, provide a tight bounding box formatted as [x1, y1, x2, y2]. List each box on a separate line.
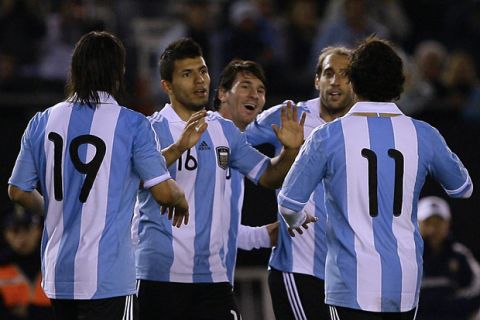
[414, 41, 448, 99]
[216, 0, 284, 104]
[0, 206, 52, 320]
[396, 48, 434, 116]
[279, 0, 320, 100]
[417, 196, 480, 320]
[321, 0, 410, 44]
[310, 0, 389, 65]
[0, 51, 19, 92]
[442, 51, 480, 123]
[0, 0, 46, 76]
[137, 0, 220, 111]
[38, 0, 108, 82]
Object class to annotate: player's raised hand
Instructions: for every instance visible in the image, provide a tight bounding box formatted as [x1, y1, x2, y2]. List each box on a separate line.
[175, 110, 208, 152]
[287, 214, 318, 237]
[271, 101, 306, 150]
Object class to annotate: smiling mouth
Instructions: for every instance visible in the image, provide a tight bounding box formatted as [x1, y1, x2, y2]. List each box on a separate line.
[194, 89, 207, 95]
[244, 104, 256, 111]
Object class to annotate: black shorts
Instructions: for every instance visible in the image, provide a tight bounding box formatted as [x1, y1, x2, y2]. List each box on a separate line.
[268, 267, 329, 320]
[50, 295, 137, 320]
[328, 305, 417, 320]
[137, 279, 241, 320]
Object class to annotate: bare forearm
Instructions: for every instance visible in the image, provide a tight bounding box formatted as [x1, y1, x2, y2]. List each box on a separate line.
[7, 185, 44, 215]
[259, 147, 299, 189]
[162, 143, 184, 167]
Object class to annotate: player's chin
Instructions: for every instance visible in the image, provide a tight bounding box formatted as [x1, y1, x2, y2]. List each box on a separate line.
[189, 100, 208, 111]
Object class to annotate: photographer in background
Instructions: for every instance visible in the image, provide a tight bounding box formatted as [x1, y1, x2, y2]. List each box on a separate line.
[417, 196, 480, 320]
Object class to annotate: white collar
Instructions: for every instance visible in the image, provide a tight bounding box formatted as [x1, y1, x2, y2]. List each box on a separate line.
[347, 101, 403, 116]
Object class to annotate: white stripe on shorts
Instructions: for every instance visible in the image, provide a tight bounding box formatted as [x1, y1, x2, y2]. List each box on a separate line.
[122, 295, 134, 320]
[282, 272, 307, 320]
[329, 305, 340, 320]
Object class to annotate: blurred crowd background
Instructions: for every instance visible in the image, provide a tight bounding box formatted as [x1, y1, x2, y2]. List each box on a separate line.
[1, 0, 479, 266]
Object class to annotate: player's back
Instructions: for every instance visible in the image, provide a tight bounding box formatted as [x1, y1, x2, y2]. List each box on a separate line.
[315, 101, 472, 311]
[20, 95, 162, 299]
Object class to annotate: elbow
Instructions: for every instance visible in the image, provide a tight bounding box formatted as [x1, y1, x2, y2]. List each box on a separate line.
[259, 175, 283, 190]
[8, 185, 23, 203]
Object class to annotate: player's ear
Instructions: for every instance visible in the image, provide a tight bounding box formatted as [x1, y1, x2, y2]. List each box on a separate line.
[217, 88, 227, 104]
[314, 74, 320, 91]
[161, 80, 173, 95]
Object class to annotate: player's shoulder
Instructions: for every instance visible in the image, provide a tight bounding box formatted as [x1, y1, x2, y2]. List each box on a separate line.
[296, 98, 319, 114]
[207, 110, 237, 129]
[28, 101, 69, 130]
[147, 109, 171, 129]
[409, 116, 443, 138]
[207, 110, 227, 122]
[118, 104, 146, 118]
[116, 105, 151, 127]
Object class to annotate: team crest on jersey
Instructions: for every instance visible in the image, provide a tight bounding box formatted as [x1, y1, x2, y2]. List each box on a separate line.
[216, 146, 230, 170]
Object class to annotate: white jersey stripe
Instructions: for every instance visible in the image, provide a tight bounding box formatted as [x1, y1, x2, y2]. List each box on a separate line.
[170, 161, 197, 281]
[208, 120, 230, 282]
[43, 103, 73, 296]
[74, 105, 120, 297]
[391, 116, 419, 310]
[169, 120, 197, 282]
[342, 116, 382, 309]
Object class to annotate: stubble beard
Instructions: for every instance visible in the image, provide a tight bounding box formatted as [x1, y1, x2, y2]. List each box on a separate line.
[321, 96, 351, 118]
[175, 89, 209, 112]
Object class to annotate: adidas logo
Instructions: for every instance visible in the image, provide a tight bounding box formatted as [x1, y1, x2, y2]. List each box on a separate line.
[199, 141, 210, 150]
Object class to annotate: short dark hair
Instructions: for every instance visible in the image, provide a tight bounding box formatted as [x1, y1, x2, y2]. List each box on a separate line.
[213, 59, 266, 109]
[315, 46, 351, 76]
[66, 31, 126, 105]
[346, 36, 405, 102]
[159, 38, 204, 82]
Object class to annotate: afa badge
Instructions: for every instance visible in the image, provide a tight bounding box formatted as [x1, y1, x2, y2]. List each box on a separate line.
[216, 146, 230, 170]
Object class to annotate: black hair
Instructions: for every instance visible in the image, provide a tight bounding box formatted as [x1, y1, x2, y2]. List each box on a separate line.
[346, 36, 405, 102]
[159, 38, 204, 82]
[66, 31, 126, 105]
[213, 59, 266, 109]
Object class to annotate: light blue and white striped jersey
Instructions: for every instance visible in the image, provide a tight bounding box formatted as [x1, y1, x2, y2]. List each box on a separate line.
[246, 98, 327, 280]
[8, 93, 171, 299]
[278, 102, 473, 312]
[211, 111, 271, 283]
[135, 104, 270, 283]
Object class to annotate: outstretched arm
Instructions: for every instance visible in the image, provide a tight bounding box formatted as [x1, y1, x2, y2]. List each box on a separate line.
[237, 221, 280, 250]
[162, 110, 208, 167]
[259, 102, 306, 189]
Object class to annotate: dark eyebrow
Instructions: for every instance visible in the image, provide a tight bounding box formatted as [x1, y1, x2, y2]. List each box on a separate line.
[239, 79, 265, 90]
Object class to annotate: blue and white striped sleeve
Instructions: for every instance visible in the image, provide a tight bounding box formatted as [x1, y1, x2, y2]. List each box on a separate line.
[8, 113, 41, 191]
[278, 127, 328, 228]
[227, 124, 270, 184]
[428, 126, 473, 198]
[132, 115, 171, 188]
[245, 104, 283, 149]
